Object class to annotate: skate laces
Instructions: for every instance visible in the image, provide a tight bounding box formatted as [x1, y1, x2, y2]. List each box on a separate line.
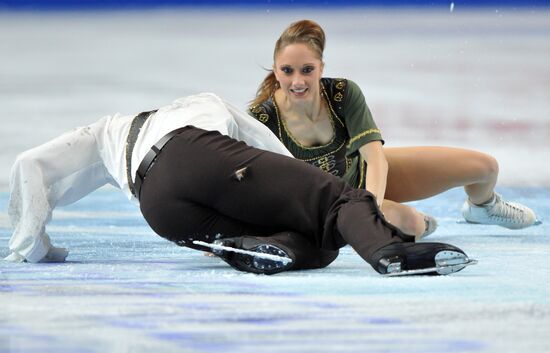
[486, 194, 525, 224]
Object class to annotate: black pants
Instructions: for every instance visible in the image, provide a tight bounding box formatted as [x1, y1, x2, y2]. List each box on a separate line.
[139, 127, 414, 270]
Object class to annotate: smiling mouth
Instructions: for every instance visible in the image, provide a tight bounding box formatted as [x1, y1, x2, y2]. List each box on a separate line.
[290, 87, 308, 95]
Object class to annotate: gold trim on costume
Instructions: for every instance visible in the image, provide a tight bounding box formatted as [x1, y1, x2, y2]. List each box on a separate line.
[299, 140, 346, 162]
[258, 114, 269, 123]
[345, 156, 352, 171]
[358, 159, 366, 189]
[270, 99, 284, 140]
[320, 84, 345, 128]
[347, 128, 381, 148]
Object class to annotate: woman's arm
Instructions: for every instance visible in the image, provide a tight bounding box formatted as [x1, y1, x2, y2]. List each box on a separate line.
[339, 79, 385, 195]
[6, 123, 113, 263]
[359, 141, 388, 206]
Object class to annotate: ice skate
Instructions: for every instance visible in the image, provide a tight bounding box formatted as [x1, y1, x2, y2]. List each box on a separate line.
[195, 237, 295, 275]
[371, 242, 477, 276]
[462, 193, 536, 229]
[419, 213, 438, 239]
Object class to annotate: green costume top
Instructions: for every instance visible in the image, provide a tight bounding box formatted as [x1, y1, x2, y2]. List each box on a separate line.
[249, 78, 383, 188]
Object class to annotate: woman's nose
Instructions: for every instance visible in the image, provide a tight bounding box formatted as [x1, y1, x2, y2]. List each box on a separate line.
[292, 75, 306, 86]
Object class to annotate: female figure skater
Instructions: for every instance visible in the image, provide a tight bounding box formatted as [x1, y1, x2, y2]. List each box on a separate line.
[249, 20, 536, 238]
[5, 93, 473, 276]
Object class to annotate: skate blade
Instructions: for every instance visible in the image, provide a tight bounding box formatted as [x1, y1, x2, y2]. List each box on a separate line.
[194, 240, 293, 264]
[194, 240, 293, 275]
[456, 220, 478, 225]
[384, 251, 478, 277]
[457, 219, 543, 226]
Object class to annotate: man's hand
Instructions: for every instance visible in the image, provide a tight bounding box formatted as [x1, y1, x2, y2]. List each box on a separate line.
[39, 247, 69, 263]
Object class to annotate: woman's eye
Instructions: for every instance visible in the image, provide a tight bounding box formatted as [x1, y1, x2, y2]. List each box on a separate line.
[302, 66, 314, 74]
[281, 67, 293, 74]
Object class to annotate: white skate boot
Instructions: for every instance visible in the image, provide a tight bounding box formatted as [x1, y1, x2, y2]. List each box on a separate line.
[420, 213, 438, 239]
[462, 193, 536, 229]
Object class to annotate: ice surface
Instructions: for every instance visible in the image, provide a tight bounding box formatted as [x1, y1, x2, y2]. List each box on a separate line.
[1, 7, 549, 353]
[1, 187, 549, 353]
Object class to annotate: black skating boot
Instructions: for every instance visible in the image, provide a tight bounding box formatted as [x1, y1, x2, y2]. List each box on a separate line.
[370, 242, 477, 276]
[211, 236, 296, 275]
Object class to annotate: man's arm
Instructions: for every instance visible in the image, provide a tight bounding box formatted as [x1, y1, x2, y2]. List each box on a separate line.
[7, 123, 113, 263]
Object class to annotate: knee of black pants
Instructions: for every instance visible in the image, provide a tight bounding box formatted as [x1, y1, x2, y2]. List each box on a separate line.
[141, 191, 284, 253]
[140, 195, 220, 249]
[259, 232, 339, 270]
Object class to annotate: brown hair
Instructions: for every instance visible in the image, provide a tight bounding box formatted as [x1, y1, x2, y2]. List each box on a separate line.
[250, 19, 326, 108]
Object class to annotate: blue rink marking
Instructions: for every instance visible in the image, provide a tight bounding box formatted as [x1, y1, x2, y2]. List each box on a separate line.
[2, 0, 549, 10]
[1, 187, 549, 352]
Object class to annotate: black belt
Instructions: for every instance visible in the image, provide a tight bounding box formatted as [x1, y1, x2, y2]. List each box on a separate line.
[126, 110, 157, 198]
[134, 127, 188, 200]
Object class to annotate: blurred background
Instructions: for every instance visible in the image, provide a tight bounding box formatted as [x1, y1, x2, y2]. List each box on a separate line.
[0, 0, 549, 189]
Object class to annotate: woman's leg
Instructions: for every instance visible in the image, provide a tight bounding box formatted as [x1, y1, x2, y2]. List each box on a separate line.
[372, 147, 497, 238]
[384, 146, 498, 204]
[383, 146, 536, 229]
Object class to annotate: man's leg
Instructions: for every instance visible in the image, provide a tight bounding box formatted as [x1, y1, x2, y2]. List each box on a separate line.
[140, 127, 472, 275]
[138, 127, 348, 249]
[139, 196, 338, 273]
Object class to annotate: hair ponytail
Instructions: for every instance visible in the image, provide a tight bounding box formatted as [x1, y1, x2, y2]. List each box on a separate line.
[251, 71, 278, 108]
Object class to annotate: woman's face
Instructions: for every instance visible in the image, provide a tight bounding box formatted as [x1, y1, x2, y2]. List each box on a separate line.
[273, 43, 324, 104]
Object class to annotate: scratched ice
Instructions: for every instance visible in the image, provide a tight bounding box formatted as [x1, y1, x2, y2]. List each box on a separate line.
[1, 7, 549, 353]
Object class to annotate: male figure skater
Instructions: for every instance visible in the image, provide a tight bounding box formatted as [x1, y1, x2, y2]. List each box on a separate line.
[5, 93, 475, 276]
